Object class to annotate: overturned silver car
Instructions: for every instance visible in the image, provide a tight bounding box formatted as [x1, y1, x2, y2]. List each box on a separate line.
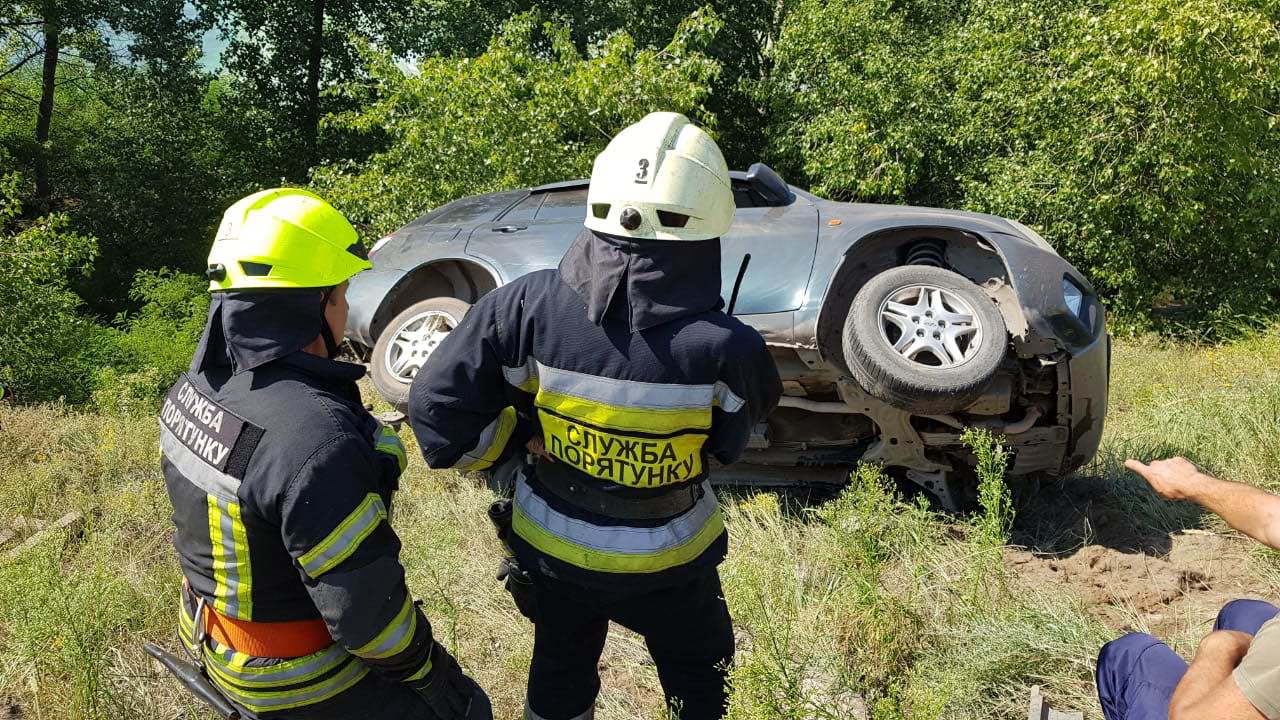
[345, 164, 1109, 506]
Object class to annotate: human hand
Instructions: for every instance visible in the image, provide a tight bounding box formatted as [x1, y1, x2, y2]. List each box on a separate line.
[1125, 456, 1205, 501]
[407, 643, 492, 720]
[527, 436, 554, 462]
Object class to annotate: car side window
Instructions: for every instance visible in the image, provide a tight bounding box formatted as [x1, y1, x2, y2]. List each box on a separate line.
[501, 194, 544, 222]
[732, 182, 760, 209]
[535, 189, 589, 220]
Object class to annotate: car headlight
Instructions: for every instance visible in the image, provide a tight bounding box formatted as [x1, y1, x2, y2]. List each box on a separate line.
[1007, 219, 1055, 252]
[1063, 277, 1085, 317]
[368, 234, 395, 258]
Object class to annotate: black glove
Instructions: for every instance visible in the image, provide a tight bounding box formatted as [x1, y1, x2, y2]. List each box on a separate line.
[407, 642, 493, 720]
[496, 556, 538, 621]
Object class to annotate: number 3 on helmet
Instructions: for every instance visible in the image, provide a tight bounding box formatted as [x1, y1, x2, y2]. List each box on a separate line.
[586, 112, 734, 242]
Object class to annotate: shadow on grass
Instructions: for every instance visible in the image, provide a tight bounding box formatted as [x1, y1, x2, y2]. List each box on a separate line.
[1010, 446, 1207, 559]
[714, 441, 1213, 556]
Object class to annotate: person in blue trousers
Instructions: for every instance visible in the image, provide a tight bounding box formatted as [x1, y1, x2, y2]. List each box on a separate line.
[1096, 457, 1280, 720]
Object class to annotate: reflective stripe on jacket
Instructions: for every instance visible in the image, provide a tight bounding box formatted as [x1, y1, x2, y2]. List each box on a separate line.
[409, 269, 781, 590]
[160, 352, 434, 715]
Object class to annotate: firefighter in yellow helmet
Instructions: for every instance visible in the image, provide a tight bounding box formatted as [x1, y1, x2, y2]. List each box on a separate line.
[409, 113, 783, 719]
[154, 189, 492, 720]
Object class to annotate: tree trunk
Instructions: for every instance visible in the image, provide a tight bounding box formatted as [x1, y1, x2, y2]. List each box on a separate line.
[302, 0, 326, 178]
[34, 12, 60, 210]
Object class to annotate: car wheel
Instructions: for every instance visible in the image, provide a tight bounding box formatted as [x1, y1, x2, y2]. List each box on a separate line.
[370, 297, 471, 411]
[843, 265, 1007, 414]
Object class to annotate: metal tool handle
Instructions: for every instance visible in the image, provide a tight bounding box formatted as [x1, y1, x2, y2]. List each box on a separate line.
[727, 253, 752, 316]
[144, 642, 241, 720]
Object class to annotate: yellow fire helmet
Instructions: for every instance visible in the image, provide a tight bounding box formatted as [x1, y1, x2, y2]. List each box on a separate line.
[585, 111, 734, 242]
[206, 188, 372, 292]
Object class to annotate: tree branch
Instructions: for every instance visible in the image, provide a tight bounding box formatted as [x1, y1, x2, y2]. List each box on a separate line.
[0, 86, 39, 105]
[0, 48, 43, 81]
[0, 19, 45, 27]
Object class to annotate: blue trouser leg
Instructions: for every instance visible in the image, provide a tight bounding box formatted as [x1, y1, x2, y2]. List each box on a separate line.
[1214, 599, 1280, 636]
[1096, 633, 1188, 720]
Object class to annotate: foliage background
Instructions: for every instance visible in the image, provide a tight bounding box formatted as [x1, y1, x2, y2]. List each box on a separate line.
[0, 0, 1277, 395]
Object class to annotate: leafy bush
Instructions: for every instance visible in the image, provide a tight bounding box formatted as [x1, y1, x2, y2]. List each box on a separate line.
[763, 0, 1280, 328]
[91, 270, 208, 414]
[312, 9, 723, 236]
[0, 171, 115, 404]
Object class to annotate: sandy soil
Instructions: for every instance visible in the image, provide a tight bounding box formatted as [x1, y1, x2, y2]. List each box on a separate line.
[1004, 475, 1270, 641]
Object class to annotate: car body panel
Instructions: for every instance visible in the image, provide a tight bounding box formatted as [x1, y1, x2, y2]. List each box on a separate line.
[717, 198, 818, 315]
[464, 186, 589, 276]
[346, 167, 1110, 488]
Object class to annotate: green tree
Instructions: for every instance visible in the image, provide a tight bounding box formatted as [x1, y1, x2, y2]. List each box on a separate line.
[0, 166, 112, 403]
[763, 0, 1280, 327]
[956, 0, 1280, 325]
[195, 0, 433, 181]
[312, 8, 723, 236]
[408, 0, 785, 167]
[58, 71, 261, 314]
[0, 0, 201, 210]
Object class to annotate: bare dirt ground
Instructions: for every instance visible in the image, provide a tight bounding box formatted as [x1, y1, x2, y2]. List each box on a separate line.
[1004, 473, 1268, 644]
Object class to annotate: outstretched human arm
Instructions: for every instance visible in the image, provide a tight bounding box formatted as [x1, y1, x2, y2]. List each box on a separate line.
[1168, 631, 1265, 720]
[1126, 457, 1280, 550]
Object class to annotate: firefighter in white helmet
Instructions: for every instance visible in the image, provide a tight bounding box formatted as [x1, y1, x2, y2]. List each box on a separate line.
[409, 112, 782, 719]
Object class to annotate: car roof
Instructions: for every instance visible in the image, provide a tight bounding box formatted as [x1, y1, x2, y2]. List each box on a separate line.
[529, 171, 757, 194]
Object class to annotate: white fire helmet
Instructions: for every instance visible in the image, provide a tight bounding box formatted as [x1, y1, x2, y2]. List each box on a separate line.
[584, 112, 733, 242]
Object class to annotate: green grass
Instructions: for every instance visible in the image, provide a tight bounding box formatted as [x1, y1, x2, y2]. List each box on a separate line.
[1, 326, 1278, 719]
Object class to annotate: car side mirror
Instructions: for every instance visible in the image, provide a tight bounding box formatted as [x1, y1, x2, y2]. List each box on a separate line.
[745, 163, 794, 207]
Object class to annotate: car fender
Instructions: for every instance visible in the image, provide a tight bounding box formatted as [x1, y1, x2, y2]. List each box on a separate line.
[345, 253, 506, 347]
[796, 205, 1100, 359]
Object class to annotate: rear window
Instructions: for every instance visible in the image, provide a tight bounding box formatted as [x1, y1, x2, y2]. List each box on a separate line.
[535, 189, 588, 220]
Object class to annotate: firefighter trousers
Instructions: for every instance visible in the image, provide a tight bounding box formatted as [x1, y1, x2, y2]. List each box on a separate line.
[524, 570, 734, 720]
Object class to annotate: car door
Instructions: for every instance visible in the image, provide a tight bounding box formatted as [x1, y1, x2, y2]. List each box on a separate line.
[720, 190, 819, 315]
[465, 187, 589, 278]
[466, 184, 820, 314]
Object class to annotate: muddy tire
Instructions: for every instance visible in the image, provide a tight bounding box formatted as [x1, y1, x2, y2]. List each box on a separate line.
[370, 297, 471, 410]
[843, 265, 1006, 414]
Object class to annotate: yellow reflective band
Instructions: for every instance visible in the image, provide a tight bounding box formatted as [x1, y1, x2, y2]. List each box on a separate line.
[207, 496, 252, 619]
[456, 407, 517, 472]
[351, 595, 416, 660]
[208, 495, 231, 616]
[511, 503, 725, 574]
[405, 655, 434, 682]
[227, 501, 252, 618]
[208, 655, 369, 713]
[539, 411, 705, 487]
[375, 424, 407, 473]
[178, 600, 196, 651]
[203, 642, 349, 688]
[502, 359, 539, 393]
[298, 493, 387, 579]
[536, 390, 711, 435]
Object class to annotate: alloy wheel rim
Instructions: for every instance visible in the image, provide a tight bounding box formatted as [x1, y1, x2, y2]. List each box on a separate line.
[877, 284, 982, 368]
[384, 310, 457, 383]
